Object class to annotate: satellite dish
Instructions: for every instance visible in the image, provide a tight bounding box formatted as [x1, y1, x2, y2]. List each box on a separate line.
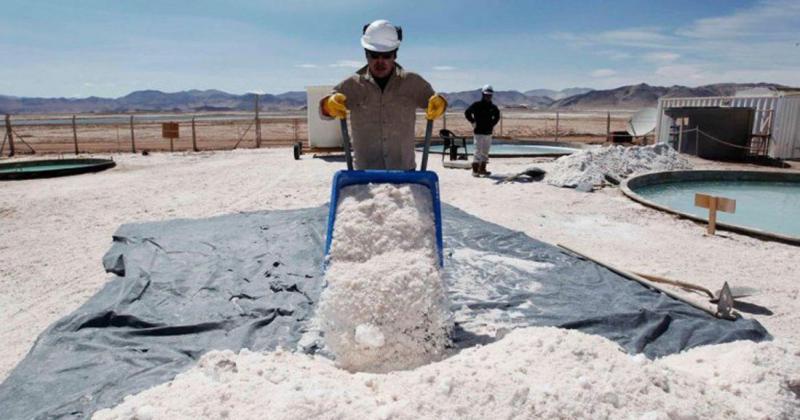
[626, 107, 658, 137]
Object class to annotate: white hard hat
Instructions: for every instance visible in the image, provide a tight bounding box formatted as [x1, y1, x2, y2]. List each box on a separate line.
[361, 20, 402, 52]
[482, 84, 494, 94]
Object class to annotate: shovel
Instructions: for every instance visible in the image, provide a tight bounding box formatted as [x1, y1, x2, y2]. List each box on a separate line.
[633, 272, 759, 319]
[633, 272, 758, 303]
[324, 117, 443, 268]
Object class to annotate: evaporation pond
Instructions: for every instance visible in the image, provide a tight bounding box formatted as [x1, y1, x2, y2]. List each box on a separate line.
[419, 143, 578, 156]
[635, 180, 800, 237]
[0, 163, 98, 173]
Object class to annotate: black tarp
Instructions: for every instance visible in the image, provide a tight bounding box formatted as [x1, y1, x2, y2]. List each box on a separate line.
[0, 204, 769, 419]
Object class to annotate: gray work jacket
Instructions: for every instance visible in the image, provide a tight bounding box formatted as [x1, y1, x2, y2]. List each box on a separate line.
[332, 64, 434, 170]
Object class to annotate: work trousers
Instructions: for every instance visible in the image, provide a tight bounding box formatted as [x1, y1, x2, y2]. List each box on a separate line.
[472, 134, 492, 163]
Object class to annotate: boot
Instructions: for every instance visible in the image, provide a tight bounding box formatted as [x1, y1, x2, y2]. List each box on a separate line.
[472, 162, 480, 177]
[479, 162, 491, 176]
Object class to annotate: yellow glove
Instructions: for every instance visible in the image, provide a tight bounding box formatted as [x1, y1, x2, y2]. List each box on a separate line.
[426, 94, 447, 120]
[322, 93, 348, 119]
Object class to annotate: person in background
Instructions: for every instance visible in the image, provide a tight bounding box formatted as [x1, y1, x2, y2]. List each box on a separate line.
[319, 19, 447, 170]
[464, 85, 500, 176]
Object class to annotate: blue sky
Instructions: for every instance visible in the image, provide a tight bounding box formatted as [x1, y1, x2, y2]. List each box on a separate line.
[1, 0, 798, 97]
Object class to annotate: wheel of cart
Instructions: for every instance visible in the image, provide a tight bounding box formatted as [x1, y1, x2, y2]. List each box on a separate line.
[293, 142, 302, 160]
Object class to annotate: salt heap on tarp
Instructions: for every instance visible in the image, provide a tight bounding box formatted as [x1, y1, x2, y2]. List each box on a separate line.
[316, 183, 452, 373]
[545, 144, 691, 188]
[92, 328, 800, 420]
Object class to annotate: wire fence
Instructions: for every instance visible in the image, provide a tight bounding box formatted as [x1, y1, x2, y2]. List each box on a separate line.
[2, 110, 633, 157]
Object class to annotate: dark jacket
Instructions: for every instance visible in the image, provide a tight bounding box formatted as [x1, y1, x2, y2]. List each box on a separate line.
[464, 99, 501, 135]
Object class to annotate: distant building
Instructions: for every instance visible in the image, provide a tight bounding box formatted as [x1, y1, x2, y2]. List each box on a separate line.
[656, 91, 800, 159]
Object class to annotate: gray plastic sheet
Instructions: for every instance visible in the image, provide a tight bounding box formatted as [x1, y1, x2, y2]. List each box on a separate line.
[0, 204, 768, 419]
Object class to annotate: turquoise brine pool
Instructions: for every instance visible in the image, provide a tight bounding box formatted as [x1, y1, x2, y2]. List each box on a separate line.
[635, 180, 800, 237]
[0, 163, 98, 173]
[419, 143, 579, 157]
[0, 158, 116, 180]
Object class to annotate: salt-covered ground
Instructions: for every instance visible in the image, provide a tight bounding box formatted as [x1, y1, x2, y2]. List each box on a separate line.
[1, 147, 799, 418]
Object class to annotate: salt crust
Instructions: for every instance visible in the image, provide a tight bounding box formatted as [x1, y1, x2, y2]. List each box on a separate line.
[317, 183, 453, 373]
[545, 144, 692, 188]
[93, 327, 800, 420]
[3, 150, 796, 418]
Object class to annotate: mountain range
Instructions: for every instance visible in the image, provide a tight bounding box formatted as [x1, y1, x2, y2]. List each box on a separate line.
[0, 83, 794, 114]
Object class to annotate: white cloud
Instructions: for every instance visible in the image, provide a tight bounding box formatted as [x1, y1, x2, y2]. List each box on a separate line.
[433, 66, 456, 71]
[591, 69, 617, 78]
[547, 2, 800, 88]
[328, 60, 362, 68]
[643, 52, 680, 63]
[296, 64, 318, 68]
[598, 28, 674, 47]
[654, 64, 708, 82]
[677, 0, 800, 39]
[596, 50, 632, 60]
[553, 28, 676, 49]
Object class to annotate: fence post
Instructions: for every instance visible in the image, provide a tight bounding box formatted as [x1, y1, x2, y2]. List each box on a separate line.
[4, 114, 14, 157]
[254, 95, 261, 148]
[555, 112, 560, 142]
[443, 112, 447, 130]
[606, 112, 611, 143]
[191, 117, 198, 152]
[72, 115, 79, 155]
[129, 115, 136, 153]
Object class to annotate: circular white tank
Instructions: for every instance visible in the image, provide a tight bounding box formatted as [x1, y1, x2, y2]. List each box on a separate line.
[306, 86, 343, 148]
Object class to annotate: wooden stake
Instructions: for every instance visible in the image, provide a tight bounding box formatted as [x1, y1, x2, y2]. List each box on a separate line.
[72, 115, 79, 155]
[606, 111, 611, 143]
[130, 115, 136, 153]
[191, 117, 198, 152]
[695, 193, 736, 235]
[4, 114, 14, 157]
[707, 197, 718, 234]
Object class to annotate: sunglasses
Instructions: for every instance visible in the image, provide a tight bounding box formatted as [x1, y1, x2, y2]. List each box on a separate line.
[366, 50, 395, 60]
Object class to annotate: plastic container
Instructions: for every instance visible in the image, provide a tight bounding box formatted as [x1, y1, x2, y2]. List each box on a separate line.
[324, 169, 444, 268]
[306, 86, 343, 148]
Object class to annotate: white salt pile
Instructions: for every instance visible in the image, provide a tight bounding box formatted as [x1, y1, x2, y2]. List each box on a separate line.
[317, 183, 452, 373]
[93, 327, 800, 420]
[546, 144, 691, 188]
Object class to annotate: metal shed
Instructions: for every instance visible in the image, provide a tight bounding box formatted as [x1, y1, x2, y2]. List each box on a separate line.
[656, 91, 800, 159]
